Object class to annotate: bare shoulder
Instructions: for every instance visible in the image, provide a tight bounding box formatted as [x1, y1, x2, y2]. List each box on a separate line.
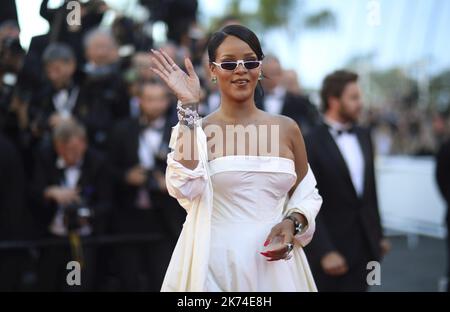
[263, 113, 301, 137]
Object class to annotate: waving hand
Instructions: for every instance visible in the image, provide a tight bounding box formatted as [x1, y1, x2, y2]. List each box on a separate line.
[150, 49, 201, 104]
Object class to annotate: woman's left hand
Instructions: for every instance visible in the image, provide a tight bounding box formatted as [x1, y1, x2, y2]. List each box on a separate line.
[260, 219, 295, 261]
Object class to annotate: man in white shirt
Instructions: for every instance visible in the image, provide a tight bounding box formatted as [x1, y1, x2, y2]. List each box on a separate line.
[30, 43, 80, 143]
[31, 121, 111, 291]
[259, 55, 319, 136]
[304, 70, 390, 291]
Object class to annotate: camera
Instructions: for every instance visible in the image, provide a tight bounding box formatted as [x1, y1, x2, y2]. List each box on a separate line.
[0, 37, 24, 73]
[63, 200, 93, 235]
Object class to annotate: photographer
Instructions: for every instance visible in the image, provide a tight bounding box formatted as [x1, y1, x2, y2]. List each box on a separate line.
[29, 43, 80, 148]
[19, 1, 107, 104]
[140, 0, 197, 46]
[80, 28, 130, 149]
[0, 21, 26, 139]
[108, 80, 184, 291]
[111, 16, 153, 58]
[39, 0, 108, 66]
[30, 121, 111, 291]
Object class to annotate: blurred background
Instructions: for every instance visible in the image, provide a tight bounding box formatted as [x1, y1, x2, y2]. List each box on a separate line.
[0, 0, 449, 291]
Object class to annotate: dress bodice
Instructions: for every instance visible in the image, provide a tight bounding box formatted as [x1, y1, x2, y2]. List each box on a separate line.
[208, 155, 297, 224]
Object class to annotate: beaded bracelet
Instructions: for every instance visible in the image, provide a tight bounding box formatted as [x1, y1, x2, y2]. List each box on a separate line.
[177, 100, 199, 129]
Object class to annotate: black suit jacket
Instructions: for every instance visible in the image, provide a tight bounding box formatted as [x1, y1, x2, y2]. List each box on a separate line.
[29, 83, 83, 136]
[30, 146, 112, 237]
[436, 139, 450, 220]
[29, 76, 129, 150]
[304, 122, 384, 269]
[0, 0, 17, 24]
[0, 133, 27, 240]
[107, 109, 185, 239]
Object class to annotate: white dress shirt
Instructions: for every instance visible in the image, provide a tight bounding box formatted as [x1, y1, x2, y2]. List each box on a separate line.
[49, 157, 84, 236]
[129, 96, 141, 118]
[138, 117, 165, 170]
[52, 86, 79, 119]
[264, 85, 286, 115]
[325, 117, 365, 197]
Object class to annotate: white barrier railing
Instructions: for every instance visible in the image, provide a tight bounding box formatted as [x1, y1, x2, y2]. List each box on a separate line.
[375, 156, 447, 238]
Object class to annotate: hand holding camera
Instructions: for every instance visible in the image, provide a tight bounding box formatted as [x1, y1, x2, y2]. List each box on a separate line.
[44, 185, 81, 206]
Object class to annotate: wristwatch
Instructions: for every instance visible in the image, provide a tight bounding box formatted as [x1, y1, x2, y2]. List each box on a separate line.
[284, 215, 304, 235]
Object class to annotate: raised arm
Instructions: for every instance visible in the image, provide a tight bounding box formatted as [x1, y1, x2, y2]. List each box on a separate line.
[150, 49, 201, 170]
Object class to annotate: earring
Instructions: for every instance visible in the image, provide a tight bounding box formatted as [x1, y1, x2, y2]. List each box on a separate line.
[211, 76, 217, 84]
[258, 72, 263, 81]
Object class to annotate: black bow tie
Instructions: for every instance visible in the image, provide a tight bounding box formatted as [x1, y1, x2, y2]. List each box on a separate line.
[336, 127, 355, 136]
[324, 122, 356, 136]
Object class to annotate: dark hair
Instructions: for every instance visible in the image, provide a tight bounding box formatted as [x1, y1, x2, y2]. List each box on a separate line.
[42, 43, 75, 64]
[207, 25, 264, 62]
[0, 19, 19, 32]
[320, 70, 359, 111]
[207, 25, 265, 101]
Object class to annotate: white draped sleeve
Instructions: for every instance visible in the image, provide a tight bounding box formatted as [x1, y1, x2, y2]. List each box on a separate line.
[283, 164, 322, 247]
[166, 152, 208, 210]
[161, 121, 214, 292]
[165, 119, 209, 211]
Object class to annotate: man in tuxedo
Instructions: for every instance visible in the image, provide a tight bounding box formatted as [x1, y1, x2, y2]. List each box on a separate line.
[108, 80, 184, 291]
[304, 70, 389, 291]
[436, 138, 450, 291]
[80, 28, 130, 149]
[30, 121, 111, 291]
[29, 43, 81, 147]
[259, 55, 319, 136]
[30, 40, 128, 151]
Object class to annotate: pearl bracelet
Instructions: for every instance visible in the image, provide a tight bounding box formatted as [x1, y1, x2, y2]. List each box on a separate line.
[177, 100, 199, 129]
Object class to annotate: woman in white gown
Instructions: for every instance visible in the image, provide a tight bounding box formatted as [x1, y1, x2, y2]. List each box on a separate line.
[150, 25, 323, 292]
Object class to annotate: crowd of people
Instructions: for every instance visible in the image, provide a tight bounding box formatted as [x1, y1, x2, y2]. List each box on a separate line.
[364, 107, 450, 156]
[0, 0, 449, 292]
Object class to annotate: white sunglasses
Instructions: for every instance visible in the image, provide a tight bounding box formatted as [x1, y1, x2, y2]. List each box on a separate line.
[212, 59, 262, 71]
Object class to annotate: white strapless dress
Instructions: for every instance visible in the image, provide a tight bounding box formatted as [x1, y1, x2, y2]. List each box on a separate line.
[162, 123, 321, 292]
[204, 155, 317, 291]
